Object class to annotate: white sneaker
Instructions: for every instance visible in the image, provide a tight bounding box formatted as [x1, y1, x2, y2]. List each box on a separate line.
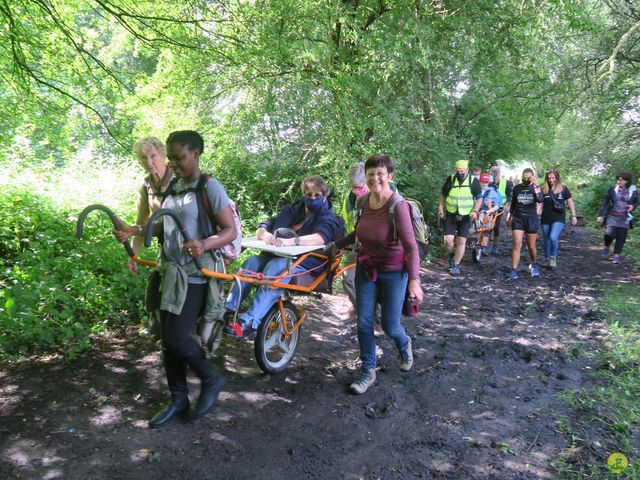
[398, 337, 414, 372]
[349, 369, 376, 394]
[549, 257, 557, 268]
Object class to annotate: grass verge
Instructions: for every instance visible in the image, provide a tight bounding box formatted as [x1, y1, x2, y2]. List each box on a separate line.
[555, 280, 640, 479]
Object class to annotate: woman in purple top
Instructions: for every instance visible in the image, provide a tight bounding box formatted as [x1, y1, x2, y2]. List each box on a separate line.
[597, 171, 638, 264]
[334, 154, 423, 395]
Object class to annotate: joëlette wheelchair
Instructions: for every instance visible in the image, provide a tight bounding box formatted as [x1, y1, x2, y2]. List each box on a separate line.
[76, 204, 353, 374]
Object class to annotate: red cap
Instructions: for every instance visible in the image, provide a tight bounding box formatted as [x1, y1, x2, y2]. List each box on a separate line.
[480, 173, 491, 183]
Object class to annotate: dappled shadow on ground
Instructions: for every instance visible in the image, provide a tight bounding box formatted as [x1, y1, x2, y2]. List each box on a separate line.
[1, 226, 637, 479]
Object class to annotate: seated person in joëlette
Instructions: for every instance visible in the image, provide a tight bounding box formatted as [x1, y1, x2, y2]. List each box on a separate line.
[223, 175, 343, 339]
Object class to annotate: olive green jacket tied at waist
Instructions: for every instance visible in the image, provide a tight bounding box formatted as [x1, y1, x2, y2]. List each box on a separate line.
[146, 253, 225, 321]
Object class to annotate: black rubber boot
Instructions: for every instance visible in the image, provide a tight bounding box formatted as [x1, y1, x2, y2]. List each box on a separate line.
[183, 348, 226, 419]
[149, 350, 189, 429]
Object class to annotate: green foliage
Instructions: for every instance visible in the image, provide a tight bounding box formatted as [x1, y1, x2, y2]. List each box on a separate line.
[0, 186, 148, 358]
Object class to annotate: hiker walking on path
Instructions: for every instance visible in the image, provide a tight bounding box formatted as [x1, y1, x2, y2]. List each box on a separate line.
[339, 162, 369, 313]
[597, 171, 638, 264]
[438, 160, 483, 276]
[113, 137, 173, 274]
[333, 154, 423, 395]
[540, 169, 577, 268]
[488, 165, 513, 254]
[115, 131, 236, 428]
[505, 168, 543, 280]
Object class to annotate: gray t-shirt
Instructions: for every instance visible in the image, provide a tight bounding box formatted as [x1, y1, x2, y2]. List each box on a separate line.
[162, 177, 231, 279]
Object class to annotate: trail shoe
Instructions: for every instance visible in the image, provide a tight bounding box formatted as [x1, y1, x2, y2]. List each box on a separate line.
[225, 322, 256, 340]
[399, 337, 413, 372]
[529, 263, 540, 277]
[349, 369, 376, 395]
[509, 269, 519, 280]
[447, 253, 454, 269]
[600, 248, 610, 258]
[611, 254, 621, 264]
[450, 265, 461, 277]
[549, 257, 557, 268]
[491, 245, 499, 255]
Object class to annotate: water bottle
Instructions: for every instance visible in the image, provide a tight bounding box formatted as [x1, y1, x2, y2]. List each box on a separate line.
[626, 213, 634, 225]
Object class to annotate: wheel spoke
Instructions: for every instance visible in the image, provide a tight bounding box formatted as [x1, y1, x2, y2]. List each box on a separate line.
[278, 337, 291, 353]
[263, 331, 279, 353]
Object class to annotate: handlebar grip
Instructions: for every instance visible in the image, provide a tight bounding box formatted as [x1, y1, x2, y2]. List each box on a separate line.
[76, 204, 135, 257]
[144, 209, 204, 270]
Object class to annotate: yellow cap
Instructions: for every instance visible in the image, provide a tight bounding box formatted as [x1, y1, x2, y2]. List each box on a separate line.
[455, 160, 469, 169]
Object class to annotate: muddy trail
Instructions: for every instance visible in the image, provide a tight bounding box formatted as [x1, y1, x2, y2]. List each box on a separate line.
[1, 225, 638, 479]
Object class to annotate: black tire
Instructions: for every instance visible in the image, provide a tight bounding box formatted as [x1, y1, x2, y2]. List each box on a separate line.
[254, 301, 301, 374]
[472, 246, 482, 263]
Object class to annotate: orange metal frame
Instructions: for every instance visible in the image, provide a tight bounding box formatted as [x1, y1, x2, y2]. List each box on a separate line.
[132, 250, 355, 338]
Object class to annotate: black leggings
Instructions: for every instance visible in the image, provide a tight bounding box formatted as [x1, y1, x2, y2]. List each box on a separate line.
[162, 283, 207, 357]
[604, 226, 629, 255]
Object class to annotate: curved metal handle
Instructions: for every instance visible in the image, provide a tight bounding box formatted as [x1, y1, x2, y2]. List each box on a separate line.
[76, 204, 134, 257]
[144, 208, 203, 270]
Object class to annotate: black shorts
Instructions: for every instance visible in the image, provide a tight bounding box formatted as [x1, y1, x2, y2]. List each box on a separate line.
[444, 213, 471, 238]
[511, 213, 539, 234]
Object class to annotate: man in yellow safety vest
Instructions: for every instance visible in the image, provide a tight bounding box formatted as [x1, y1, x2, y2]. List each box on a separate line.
[438, 160, 483, 276]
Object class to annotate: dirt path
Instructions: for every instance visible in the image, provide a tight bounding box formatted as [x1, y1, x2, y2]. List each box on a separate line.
[1, 225, 638, 479]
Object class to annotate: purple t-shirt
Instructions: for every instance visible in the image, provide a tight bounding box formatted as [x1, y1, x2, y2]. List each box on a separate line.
[353, 194, 420, 280]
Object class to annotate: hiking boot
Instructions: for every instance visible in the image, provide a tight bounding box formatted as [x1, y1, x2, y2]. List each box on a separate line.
[349, 369, 376, 395]
[193, 375, 226, 419]
[447, 253, 454, 269]
[611, 254, 621, 264]
[398, 337, 413, 372]
[549, 257, 557, 268]
[530, 263, 540, 277]
[450, 265, 461, 277]
[600, 248, 610, 258]
[508, 269, 519, 280]
[491, 245, 499, 255]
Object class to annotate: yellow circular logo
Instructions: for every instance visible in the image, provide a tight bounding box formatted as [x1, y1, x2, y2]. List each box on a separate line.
[607, 452, 628, 474]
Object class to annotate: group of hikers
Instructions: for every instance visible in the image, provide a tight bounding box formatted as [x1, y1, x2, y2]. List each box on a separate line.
[112, 130, 637, 429]
[439, 161, 637, 279]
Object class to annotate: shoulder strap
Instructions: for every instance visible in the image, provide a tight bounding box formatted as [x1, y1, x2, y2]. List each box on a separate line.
[387, 193, 405, 241]
[195, 173, 215, 238]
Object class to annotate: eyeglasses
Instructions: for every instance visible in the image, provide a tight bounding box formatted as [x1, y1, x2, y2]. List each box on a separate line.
[366, 171, 389, 179]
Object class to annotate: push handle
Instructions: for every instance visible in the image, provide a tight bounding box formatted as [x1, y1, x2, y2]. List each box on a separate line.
[144, 208, 204, 270]
[76, 204, 135, 257]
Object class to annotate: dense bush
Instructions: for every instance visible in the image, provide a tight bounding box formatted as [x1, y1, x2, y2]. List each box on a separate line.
[0, 187, 151, 358]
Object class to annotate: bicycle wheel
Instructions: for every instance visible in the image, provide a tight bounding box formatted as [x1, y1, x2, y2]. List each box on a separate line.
[472, 246, 482, 263]
[254, 301, 300, 374]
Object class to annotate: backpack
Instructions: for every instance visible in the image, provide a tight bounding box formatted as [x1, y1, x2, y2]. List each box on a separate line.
[165, 173, 243, 264]
[357, 192, 430, 262]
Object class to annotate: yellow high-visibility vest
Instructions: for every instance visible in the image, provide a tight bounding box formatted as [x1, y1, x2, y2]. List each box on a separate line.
[445, 174, 474, 215]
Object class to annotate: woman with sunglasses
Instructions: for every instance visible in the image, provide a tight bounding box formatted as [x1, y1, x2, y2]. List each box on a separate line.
[222, 175, 343, 339]
[540, 169, 577, 268]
